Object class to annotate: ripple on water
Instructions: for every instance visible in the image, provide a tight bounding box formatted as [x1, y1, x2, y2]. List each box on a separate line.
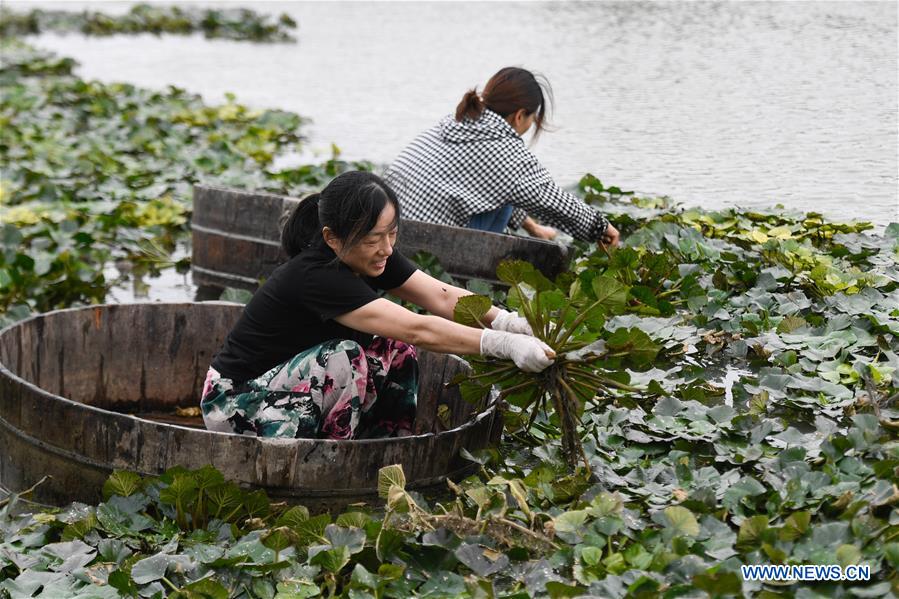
[15, 0, 897, 226]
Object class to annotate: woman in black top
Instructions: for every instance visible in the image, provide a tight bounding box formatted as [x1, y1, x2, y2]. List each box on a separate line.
[201, 171, 554, 440]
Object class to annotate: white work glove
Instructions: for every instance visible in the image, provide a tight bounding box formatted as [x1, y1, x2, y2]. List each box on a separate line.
[480, 329, 555, 373]
[490, 309, 534, 336]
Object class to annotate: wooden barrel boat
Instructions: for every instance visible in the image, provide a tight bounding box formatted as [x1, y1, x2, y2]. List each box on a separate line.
[191, 184, 570, 293]
[0, 303, 501, 511]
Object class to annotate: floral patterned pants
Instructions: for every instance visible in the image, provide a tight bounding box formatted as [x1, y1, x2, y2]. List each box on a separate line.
[200, 337, 418, 440]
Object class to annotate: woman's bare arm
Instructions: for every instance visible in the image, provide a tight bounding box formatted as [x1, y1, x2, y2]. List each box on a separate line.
[334, 298, 484, 354]
[388, 270, 501, 324]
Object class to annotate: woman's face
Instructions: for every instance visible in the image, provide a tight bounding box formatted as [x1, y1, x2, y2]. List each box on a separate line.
[328, 202, 398, 277]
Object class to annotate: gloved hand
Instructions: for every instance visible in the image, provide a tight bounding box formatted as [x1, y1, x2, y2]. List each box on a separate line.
[480, 329, 555, 373]
[491, 309, 534, 336]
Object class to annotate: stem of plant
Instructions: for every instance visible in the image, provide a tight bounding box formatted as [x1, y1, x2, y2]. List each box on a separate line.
[500, 380, 537, 399]
[549, 301, 574, 345]
[571, 370, 642, 393]
[465, 364, 517, 381]
[557, 375, 593, 476]
[549, 372, 584, 472]
[554, 296, 608, 348]
[531, 286, 547, 340]
[566, 376, 599, 400]
[526, 391, 545, 430]
[0, 475, 50, 509]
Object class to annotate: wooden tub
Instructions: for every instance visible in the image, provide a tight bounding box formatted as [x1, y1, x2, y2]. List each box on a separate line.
[0, 303, 501, 510]
[191, 184, 570, 293]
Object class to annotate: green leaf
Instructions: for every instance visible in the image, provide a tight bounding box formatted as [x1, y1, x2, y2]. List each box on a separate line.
[605, 327, 661, 368]
[835, 543, 862, 567]
[130, 552, 194, 585]
[691, 570, 742, 595]
[243, 490, 271, 520]
[662, 506, 700, 537]
[108, 569, 138, 596]
[274, 580, 320, 598]
[737, 515, 769, 550]
[193, 465, 225, 490]
[159, 473, 198, 508]
[276, 505, 310, 528]
[777, 315, 808, 334]
[578, 173, 605, 194]
[350, 563, 378, 590]
[294, 513, 331, 545]
[453, 543, 509, 577]
[553, 509, 589, 534]
[61, 514, 98, 541]
[261, 526, 294, 553]
[496, 259, 551, 290]
[624, 544, 653, 570]
[543, 581, 583, 598]
[779, 511, 811, 541]
[883, 543, 899, 569]
[377, 464, 406, 499]
[589, 492, 623, 517]
[207, 482, 243, 522]
[170, 578, 230, 599]
[102, 471, 143, 500]
[580, 545, 602, 567]
[723, 476, 766, 511]
[324, 524, 366, 554]
[603, 551, 627, 575]
[453, 294, 492, 328]
[309, 545, 350, 573]
[591, 275, 629, 313]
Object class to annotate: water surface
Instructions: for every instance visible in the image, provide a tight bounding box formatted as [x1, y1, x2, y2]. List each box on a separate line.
[22, 0, 897, 225]
[15, 0, 894, 302]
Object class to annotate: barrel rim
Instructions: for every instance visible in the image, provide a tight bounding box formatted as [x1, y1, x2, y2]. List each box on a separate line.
[0, 302, 497, 447]
[193, 183, 569, 252]
[193, 182, 304, 203]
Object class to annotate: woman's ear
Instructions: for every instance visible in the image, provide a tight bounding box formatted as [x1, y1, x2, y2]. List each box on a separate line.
[513, 108, 529, 128]
[322, 226, 341, 253]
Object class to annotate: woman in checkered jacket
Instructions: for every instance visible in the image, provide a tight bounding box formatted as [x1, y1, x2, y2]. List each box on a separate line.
[386, 67, 619, 247]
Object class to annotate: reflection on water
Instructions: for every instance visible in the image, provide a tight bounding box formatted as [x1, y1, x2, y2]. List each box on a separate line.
[23, 0, 897, 225]
[103, 243, 198, 303]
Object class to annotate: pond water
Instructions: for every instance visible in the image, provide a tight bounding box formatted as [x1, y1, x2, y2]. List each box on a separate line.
[21, 0, 898, 224]
[12, 1, 898, 302]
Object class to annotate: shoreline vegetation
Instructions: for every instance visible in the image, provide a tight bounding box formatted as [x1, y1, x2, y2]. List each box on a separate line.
[0, 4, 298, 43]
[1, 7, 898, 598]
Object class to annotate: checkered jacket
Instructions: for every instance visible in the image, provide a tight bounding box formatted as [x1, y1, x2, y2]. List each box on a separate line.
[385, 109, 609, 241]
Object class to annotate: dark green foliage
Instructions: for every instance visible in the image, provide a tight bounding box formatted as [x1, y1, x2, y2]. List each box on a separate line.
[0, 40, 370, 323]
[0, 4, 297, 42]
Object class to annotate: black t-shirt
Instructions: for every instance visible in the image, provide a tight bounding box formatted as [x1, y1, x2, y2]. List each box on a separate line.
[212, 245, 417, 382]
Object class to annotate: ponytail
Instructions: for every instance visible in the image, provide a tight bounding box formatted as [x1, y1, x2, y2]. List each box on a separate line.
[455, 88, 486, 122]
[280, 193, 321, 258]
[455, 67, 554, 138]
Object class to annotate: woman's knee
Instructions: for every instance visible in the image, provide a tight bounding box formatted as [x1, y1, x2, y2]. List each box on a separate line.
[321, 339, 368, 378]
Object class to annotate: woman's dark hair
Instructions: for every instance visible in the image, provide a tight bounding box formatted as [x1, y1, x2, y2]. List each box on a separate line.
[455, 66, 554, 138]
[280, 171, 401, 259]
